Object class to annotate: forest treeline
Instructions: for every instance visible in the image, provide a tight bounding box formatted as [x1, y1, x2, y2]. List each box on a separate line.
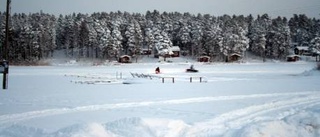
[0, 10, 320, 63]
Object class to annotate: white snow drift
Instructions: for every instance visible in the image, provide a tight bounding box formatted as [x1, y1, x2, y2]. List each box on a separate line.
[0, 61, 319, 137]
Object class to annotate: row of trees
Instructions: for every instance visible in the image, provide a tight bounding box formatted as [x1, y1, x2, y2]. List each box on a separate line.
[0, 10, 320, 63]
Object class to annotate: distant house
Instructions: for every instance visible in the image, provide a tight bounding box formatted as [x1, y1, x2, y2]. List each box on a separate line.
[287, 55, 300, 62]
[140, 48, 152, 55]
[294, 46, 310, 56]
[118, 55, 132, 63]
[170, 46, 180, 57]
[312, 50, 320, 62]
[198, 56, 210, 62]
[290, 42, 299, 47]
[154, 46, 181, 58]
[228, 53, 242, 62]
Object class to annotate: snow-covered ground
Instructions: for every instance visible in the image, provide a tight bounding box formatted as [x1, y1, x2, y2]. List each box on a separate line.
[0, 60, 320, 137]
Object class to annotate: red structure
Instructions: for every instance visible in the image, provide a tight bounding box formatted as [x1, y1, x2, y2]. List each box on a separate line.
[198, 56, 210, 62]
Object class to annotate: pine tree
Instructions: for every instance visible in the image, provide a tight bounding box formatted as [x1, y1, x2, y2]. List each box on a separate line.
[3, 10, 319, 63]
[266, 17, 291, 59]
[249, 15, 269, 60]
[289, 14, 313, 45]
[178, 25, 191, 53]
[110, 18, 123, 59]
[190, 21, 203, 57]
[144, 20, 155, 54]
[93, 18, 111, 58]
[124, 19, 143, 56]
[63, 15, 76, 58]
[220, 15, 249, 61]
[56, 14, 66, 50]
[310, 36, 320, 54]
[252, 14, 272, 60]
[78, 19, 89, 58]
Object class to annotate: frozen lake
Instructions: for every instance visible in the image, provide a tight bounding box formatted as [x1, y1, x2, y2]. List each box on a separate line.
[1, 61, 320, 137]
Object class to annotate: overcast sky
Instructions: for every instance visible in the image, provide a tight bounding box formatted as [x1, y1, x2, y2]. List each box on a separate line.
[1, 0, 320, 18]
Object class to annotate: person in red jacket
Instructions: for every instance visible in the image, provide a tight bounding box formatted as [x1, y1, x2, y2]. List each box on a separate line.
[155, 67, 160, 74]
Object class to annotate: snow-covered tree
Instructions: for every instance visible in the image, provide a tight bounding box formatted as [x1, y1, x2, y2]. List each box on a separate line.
[249, 14, 272, 60]
[177, 25, 191, 51]
[153, 28, 173, 57]
[109, 18, 123, 59]
[78, 19, 89, 58]
[310, 36, 320, 54]
[190, 21, 203, 57]
[202, 20, 223, 60]
[124, 19, 143, 56]
[92, 18, 111, 58]
[266, 17, 291, 59]
[2, 10, 319, 63]
[144, 20, 155, 52]
[289, 14, 313, 45]
[220, 15, 249, 61]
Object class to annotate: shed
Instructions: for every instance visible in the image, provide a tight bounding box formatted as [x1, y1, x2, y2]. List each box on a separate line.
[141, 48, 152, 55]
[118, 55, 132, 63]
[170, 46, 180, 57]
[294, 46, 310, 56]
[228, 53, 242, 62]
[287, 55, 300, 62]
[198, 56, 210, 62]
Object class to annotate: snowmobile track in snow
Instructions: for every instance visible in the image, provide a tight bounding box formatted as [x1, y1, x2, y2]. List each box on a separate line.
[1, 91, 320, 128]
[185, 92, 320, 136]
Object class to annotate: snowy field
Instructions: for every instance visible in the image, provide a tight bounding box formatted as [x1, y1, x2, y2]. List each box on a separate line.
[0, 60, 320, 137]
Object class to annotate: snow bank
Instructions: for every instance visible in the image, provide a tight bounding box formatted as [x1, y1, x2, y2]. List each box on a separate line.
[239, 110, 320, 137]
[0, 118, 189, 137]
[70, 123, 117, 137]
[105, 117, 190, 137]
[1, 111, 320, 137]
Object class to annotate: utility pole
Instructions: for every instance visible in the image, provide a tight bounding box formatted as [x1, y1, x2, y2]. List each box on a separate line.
[2, 0, 11, 89]
[4, 0, 10, 60]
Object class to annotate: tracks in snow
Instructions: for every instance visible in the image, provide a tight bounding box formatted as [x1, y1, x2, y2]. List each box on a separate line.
[1, 91, 320, 127]
[185, 92, 320, 136]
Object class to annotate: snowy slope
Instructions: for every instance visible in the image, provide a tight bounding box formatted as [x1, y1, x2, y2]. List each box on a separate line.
[0, 61, 320, 137]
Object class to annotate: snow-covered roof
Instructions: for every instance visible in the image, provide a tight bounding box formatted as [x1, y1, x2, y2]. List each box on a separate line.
[287, 54, 300, 58]
[170, 46, 180, 52]
[120, 55, 131, 58]
[229, 53, 242, 57]
[198, 56, 211, 59]
[295, 46, 309, 51]
[141, 48, 151, 51]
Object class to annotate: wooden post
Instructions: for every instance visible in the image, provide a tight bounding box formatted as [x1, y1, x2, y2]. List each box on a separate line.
[2, 0, 10, 90]
[116, 72, 118, 79]
[162, 77, 174, 83]
[4, 0, 10, 60]
[190, 77, 203, 83]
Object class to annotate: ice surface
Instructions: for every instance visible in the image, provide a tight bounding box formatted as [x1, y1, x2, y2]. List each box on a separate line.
[0, 61, 320, 137]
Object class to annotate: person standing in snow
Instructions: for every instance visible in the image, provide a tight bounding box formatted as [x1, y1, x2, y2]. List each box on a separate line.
[190, 65, 194, 70]
[155, 67, 160, 74]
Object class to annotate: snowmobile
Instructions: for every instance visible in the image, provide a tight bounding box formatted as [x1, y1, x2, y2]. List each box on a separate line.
[186, 65, 198, 73]
[186, 68, 198, 73]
